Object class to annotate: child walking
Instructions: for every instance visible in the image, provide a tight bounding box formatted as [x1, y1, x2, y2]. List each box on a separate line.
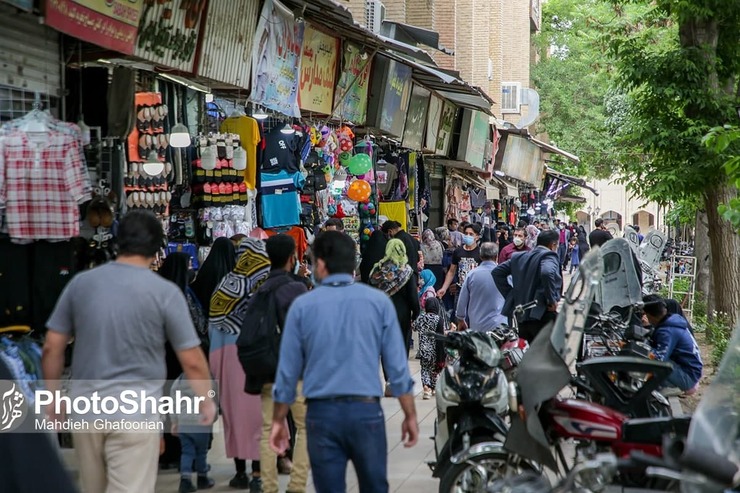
[569, 237, 580, 274]
[414, 297, 447, 399]
[171, 374, 216, 493]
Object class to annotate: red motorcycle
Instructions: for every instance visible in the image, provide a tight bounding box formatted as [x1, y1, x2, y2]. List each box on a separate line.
[505, 248, 689, 491]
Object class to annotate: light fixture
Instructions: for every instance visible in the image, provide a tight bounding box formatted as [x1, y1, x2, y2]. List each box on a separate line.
[232, 146, 247, 170]
[494, 170, 505, 177]
[170, 122, 191, 148]
[253, 105, 268, 120]
[280, 123, 296, 134]
[77, 117, 91, 146]
[331, 168, 348, 193]
[142, 151, 165, 176]
[201, 146, 217, 170]
[527, 207, 536, 216]
[205, 93, 214, 103]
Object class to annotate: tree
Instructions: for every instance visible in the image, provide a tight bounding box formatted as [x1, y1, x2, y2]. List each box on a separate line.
[604, 0, 740, 321]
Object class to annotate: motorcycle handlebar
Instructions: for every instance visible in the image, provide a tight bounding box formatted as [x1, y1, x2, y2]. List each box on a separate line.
[513, 300, 538, 314]
[680, 447, 739, 487]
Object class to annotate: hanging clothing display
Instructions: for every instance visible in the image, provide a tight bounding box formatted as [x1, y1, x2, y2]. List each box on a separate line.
[220, 115, 262, 190]
[264, 226, 309, 260]
[375, 158, 399, 200]
[260, 171, 305, 228]
[261, 126, 302, 174]
[378, 201, 408, 231]
[0, 117, 91, 240]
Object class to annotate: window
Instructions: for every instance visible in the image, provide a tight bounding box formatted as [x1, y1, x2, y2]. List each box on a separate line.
[501, 82, 521, 114]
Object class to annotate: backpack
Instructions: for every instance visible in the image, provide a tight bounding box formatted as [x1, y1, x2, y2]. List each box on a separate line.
[236, 276, 292, 395]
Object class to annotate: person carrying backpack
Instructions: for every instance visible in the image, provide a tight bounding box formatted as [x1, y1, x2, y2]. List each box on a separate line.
[237, 234, 308, 493]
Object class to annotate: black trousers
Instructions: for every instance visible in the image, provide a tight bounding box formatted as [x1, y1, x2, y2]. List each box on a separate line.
[518, 311, 558, 344]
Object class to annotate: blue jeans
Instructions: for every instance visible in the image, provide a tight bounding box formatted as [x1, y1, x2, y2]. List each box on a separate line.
[666, 363, 697, 391]
[306, 400, 388, 493]
[179, 430, 210, 475]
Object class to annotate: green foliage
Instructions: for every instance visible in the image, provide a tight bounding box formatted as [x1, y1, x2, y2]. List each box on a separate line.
[700, 311, 733, 367]
[703, 125, 740, 228]
[665, 197, 702, 227]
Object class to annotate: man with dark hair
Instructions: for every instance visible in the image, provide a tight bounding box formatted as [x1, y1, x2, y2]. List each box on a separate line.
[642, 295, 703, 392]
[456, 242, 507, 331]
[589, 218, 613, 248]
[493, 229, 563, 343]
[438, 223, 482, 300]
[447, 218, 458, 231]
[447, 218, 463, 248]
[260, 234, 309, 493]
[498, 227, 530, 264]
[42, 210, 216, 493]
[634, 225, 644, 243]
[323, 218, 344, 231]
[269, 231, 418, 491]
[381, 220, 421, 273]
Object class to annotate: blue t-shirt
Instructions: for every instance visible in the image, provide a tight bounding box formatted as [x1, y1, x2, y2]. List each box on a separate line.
[260, 171, 305, 228]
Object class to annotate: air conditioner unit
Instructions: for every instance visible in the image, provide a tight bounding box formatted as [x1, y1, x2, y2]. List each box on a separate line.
[365, 0, 385, 34]
[501, 82, 522, 114]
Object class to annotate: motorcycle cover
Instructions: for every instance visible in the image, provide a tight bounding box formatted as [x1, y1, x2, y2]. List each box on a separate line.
[623, 226, 640, 256]
[639, 229, 667, 270]
[595, 238, 643, 314]
[682, 324, 740, 493]
[504, 248, 604, 471]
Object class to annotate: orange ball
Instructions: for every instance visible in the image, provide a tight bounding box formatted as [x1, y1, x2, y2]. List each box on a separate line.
[347, 179, 372, 202]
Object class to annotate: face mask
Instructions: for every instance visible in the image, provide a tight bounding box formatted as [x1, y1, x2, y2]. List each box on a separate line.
[293, 260, 300, 275]
[513, 237, 524, 247]
[462, 235, 475, 246]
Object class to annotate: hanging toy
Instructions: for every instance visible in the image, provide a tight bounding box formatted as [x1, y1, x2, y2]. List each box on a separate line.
[339, 152, 353, 167]
[348, 153, 372, 176]
[347, 179, 372, 202]
[334, 202, 346, 218]
[367, 201, 376, 215]
[338, 134, 353, 153]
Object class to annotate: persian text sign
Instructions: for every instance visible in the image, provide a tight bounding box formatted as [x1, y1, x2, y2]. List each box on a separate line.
[333, 43, 371, 125]
[45, 0, 143, 54]
[380, 59, 412, 138]
[135, 0, 205, 72]
[298, 25, 338, 115]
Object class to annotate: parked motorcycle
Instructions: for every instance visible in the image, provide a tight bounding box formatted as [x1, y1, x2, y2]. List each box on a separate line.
[504, 247, 690, 491]
[429, 330, 539, 492]
[487, 301, 535, 382]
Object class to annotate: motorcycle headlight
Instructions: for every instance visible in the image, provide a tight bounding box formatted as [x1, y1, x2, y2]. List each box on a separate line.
[440, 379, 461, 403]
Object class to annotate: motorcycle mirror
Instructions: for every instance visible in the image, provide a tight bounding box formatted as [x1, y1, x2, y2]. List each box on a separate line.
[508, 381, 519, 413]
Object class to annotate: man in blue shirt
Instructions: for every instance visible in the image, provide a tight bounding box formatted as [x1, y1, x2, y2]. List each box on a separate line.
[269, 231, 418, 492]
[456, 242, 507, 331]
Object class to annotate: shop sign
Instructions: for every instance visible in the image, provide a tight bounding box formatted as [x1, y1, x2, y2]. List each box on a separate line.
[134, 0, 205, 72]
[379, 59, 412, 138]
[298, 25, 339, 115]
[251, 0, 304, 118]
[435, 101, 456, 156]
[500, 134, 543, 186]
[424, 95, 442, 153]
[333, 42, 371, 125]
[45, 0, 144, 55]
[2, 0, 32, 11]
[457, 109, 489, 169]
[402, 84, 430, 151]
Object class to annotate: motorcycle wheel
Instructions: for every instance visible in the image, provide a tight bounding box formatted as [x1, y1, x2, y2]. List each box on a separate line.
[438, 451, 541, 493]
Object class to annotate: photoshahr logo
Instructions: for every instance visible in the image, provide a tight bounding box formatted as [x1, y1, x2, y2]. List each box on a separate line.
[0, 381, 28, 432]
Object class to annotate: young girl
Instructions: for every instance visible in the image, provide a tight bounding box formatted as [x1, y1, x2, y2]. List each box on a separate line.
[414, 297, 447, 399]
[418, 269, 437, 309]
[569, 237, 580, 273]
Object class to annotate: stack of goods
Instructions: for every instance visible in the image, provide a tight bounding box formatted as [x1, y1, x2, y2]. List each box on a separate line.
[191, 133, 247, 207]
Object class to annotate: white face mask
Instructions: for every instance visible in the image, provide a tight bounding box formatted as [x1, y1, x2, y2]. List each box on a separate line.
[513, 237, 524, 247]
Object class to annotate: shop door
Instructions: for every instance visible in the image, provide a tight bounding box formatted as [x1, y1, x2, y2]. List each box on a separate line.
[428, 178, 444, 228]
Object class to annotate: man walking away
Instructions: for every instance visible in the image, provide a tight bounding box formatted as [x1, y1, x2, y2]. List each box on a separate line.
[456, 242, 507, 331]
[269, 231, 418, 493]
[498, 228, 530, 264]
[259, 234, 309, 493]
[42, 210, 216, 493]
[589, 218, 613, 248]
[492, 230, 563, 343]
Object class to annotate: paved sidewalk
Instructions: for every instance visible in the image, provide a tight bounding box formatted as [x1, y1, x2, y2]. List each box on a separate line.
[61, 356, 440, 493]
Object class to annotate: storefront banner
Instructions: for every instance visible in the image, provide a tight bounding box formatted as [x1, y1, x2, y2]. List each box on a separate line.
[402, 84, 431, 151]
[134, 0, 205, 72]
[425, 95, 442, 153]
[298, 25, 339, 115]
[435, 101, 456, 156]
[333, 42, 371, 124]
[457, 109, 489, 169]
[380, 59, 412, 138]
[251, 0, 304, 118]
[2, 0, 32, 11]
[45, 0, 143, 54]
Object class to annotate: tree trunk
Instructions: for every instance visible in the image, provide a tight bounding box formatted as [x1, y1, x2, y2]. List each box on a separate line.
[694, 208, 713, 313]
[704, 184, 740, 323]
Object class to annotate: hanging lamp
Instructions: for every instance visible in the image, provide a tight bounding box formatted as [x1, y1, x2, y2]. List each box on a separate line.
[169, 92, 191, 148]
[142, 151, 165, 176]
[252, 104, 268, 120]
[200, 145, 217, 170]
[232, 146, 247, 170]
[280, 122, 295, 134]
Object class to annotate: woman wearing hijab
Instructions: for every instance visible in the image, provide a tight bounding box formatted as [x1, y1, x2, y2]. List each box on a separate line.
[369, 239, 421, 355]
[191, 237, 237, 311]
[418, 269, 437, 310]
[360, 229, 388, 283]
[413, 297, 447, 399]
[577, 225, 590, 258]
[525, 224, 540, 250]
[421, 229, 446, 291]
[209, 239, 271, 490]
[157, 252, 208, 470]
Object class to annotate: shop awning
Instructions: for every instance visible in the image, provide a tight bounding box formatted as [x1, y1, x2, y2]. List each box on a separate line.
[445, 167, 488, 189]
[427, 158, 485, 175]
[556, 194, 587, 204]
[530, 137, 580, 163]
[545, 167, 599, 195]
[380, 20, 454, 56]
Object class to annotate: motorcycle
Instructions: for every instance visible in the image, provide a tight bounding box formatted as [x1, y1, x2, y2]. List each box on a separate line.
[504, 247, 690, 491]
[430, 330, 539, 492]
[487, 301, 535, 382]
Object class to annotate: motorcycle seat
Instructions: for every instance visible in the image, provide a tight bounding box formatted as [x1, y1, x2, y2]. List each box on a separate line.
[621, 416, 691, 445]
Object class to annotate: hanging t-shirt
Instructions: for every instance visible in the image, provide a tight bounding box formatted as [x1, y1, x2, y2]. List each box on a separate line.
[260, 171, 305, 228]
[375, 160, 399, 200]
[261, 127, 300, 174]
[265, 226, 309, 261]
[378, 201, 407, 231]
[220, 116, 261, 190]
[453, 246, 481, 286]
